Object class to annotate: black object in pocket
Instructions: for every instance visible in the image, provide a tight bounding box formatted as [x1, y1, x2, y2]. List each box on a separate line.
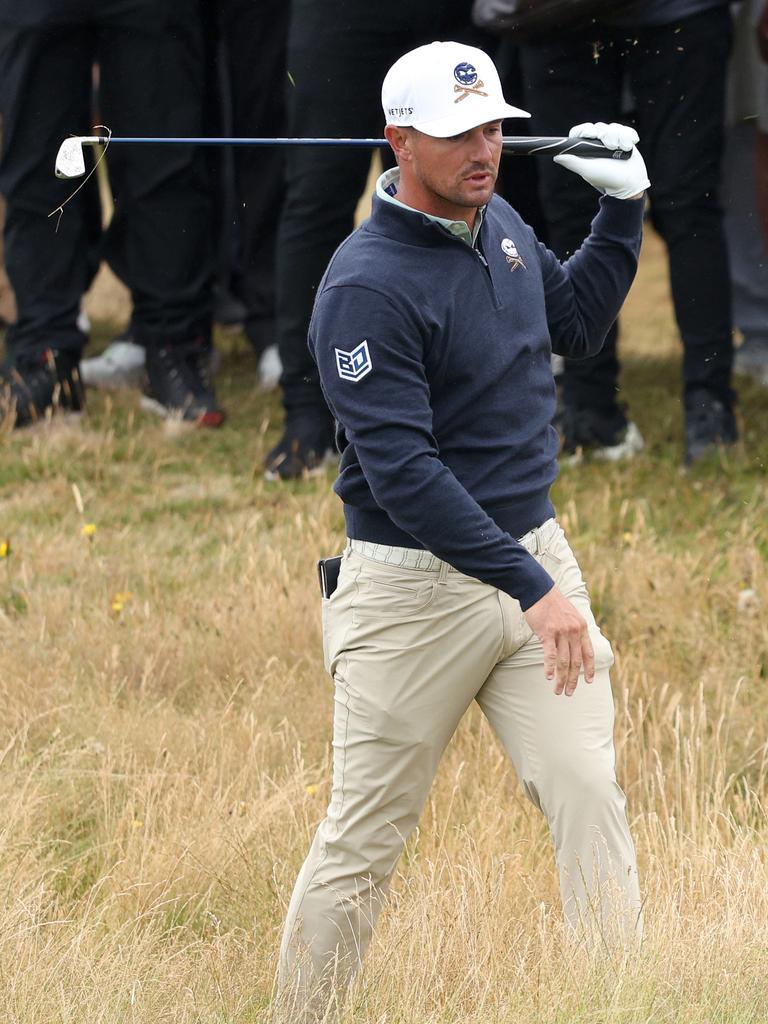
[318, 555, 343, 599]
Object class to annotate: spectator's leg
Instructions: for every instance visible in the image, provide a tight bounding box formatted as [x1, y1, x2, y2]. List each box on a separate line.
[759, 129, 768, 251]
[98, 0, 213, 350]
[269, 6, 397, 478]
[274, 4, 391, 431]
[200, 2, 242, 330]
[519, 35, 639, 458]
[97, 0, 222, 425]
[270, 0, 486, 478]
[0, 20, 94, 362]
[220, 0, 289, 363]
[0, 16, 94, 423]
[723, 120, 768, 385]
[629, 8, 735, 450]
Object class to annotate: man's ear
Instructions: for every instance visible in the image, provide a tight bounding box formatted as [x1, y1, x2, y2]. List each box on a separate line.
[384, 124, 413, 163]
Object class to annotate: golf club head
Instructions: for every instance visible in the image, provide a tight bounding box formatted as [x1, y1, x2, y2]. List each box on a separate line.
[55, 137, 86, 179]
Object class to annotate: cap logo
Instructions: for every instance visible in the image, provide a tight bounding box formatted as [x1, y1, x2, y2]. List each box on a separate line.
[453, 62, 488, 104]
[454, 63, 478, 87]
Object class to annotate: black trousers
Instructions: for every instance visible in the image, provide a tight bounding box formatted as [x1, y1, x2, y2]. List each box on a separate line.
[207, 0, 288, 356]
[519, 6, 734, 410]
[275, 0, 486, 419]
[0, 0, 213, 358]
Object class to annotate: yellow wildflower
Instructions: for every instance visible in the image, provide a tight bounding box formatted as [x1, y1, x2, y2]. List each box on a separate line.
[81, 523, 97, 538]
[0, 540, 9, 559]
[111, 591, 133, 614]
[305, 784, 319, 796]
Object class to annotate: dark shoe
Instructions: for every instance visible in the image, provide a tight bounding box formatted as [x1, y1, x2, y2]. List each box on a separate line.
[562, 404, 644, 463]
[213, 284, 246, 328]
[1, 348, 84, 428]
[684, 389, 737, 465]
[264, 414, 336, 481]
[180, 334, 218, 394]
[140, 339, 225, 427]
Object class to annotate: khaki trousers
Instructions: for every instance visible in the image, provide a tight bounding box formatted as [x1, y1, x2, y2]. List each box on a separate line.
[279, 519, 641, 1015]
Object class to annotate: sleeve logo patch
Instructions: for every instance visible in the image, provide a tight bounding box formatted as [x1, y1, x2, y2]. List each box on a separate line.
[335, 340, 372, 382]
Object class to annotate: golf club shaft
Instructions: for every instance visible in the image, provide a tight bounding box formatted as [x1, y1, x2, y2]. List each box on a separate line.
[74, 135, 631, 159]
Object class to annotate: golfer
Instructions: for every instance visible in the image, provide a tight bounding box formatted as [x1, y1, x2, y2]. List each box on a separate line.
[279, 41, 649, 1018]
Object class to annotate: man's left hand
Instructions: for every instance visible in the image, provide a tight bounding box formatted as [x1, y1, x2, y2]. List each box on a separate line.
[524, 586, 596, 697]
[554, 122, 650, 200]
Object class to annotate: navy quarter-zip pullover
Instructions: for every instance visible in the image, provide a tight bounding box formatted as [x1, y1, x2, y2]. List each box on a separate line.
[309, 179, 644, 609]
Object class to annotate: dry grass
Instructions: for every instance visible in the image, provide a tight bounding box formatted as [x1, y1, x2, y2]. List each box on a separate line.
[1, 229, 768, 1022]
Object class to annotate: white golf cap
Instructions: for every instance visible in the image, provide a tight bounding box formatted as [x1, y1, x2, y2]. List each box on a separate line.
[382, 41, 530, 138]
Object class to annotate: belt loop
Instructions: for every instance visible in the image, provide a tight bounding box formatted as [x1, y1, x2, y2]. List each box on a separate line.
[438, 560, 450, 584]
[533, 526, 544, 555]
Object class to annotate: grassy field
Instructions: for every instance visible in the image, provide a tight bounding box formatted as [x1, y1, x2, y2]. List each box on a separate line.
[1, 229, 767, 1023]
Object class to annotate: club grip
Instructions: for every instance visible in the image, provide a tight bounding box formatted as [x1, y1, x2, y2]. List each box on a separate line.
[502, 136, 632, 160]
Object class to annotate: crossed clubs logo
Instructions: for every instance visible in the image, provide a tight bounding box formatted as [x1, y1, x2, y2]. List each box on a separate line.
[501, 238, 526, 272]
[453, 62, 488, 103]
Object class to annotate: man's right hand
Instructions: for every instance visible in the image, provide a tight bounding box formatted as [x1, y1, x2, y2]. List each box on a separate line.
[524, 587, 595, 696]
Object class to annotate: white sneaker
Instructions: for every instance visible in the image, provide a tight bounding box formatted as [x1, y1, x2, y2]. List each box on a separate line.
[80, 339, 146, 390]
[564, 420, 645, 466]
[592, 420, 645, 462]
[258, 344, 282, 392]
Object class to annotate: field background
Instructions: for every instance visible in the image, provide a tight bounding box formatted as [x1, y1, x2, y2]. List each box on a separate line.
[1, 209, 768, 1022]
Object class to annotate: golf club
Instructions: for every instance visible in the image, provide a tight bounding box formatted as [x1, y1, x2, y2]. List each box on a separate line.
[54, 133, 632, 179]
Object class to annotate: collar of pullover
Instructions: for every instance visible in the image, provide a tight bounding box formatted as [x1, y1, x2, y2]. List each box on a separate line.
[375, 167, 486, 247]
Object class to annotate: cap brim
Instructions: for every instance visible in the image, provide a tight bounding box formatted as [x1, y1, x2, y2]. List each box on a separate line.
[413, 101, 530, 138]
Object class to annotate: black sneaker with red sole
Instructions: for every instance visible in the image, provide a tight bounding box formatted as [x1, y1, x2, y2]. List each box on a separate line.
[141, 339, 225, 428]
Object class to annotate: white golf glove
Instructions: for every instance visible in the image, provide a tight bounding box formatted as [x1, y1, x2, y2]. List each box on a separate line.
[553, 122, 650, 199]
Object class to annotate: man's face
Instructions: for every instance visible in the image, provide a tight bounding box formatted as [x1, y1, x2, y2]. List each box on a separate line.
[391, 121, 504, 221]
